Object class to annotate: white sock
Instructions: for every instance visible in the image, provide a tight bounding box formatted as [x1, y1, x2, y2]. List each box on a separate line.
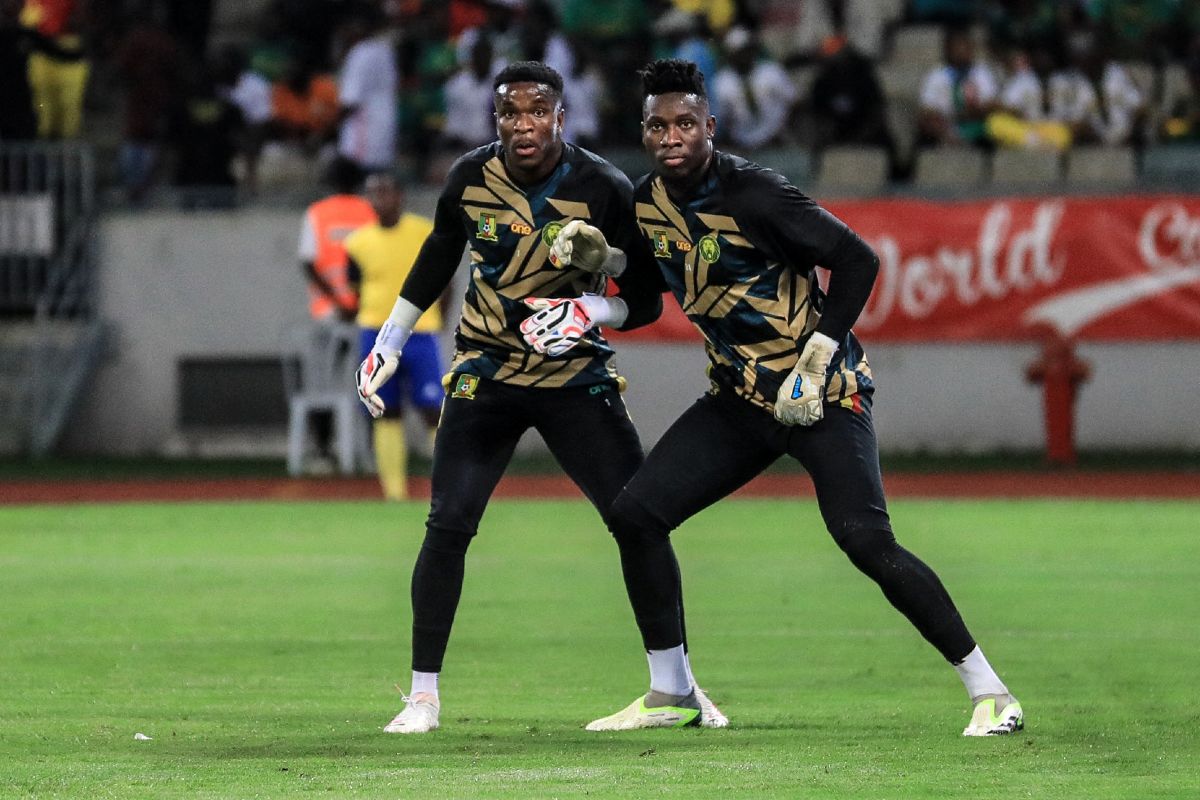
[411, 670, 439, 701]
[954, 646, 1008, 700]
[647, 645, 691, 696]
[683, 650, 697, 691]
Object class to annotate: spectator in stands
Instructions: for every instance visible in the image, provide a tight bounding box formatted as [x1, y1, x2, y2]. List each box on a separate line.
[1049, 30, 1144, 146]
[21, 0, 89, 139]
[984, 0, 1071, 58]
[809, 28, 897, 171]
[713, 26, 798, 149]
[653, 9, 719, 112]
[1159, 51, 1200, 143]
[441, 34, 502, 150]
[456, 0, 524, 68]
[397, 4, 457, 166]
[172, 59, 245, 208]
[562, 45, 603, 149]
[213, 44, 271, 195]
[271, 55, 340, 151]
[665, 0, 736, 36]
[561, 0, 651, 142]
[516, 0, 575, 78]
[777, 0, 886, 64]
[0, 0, 38, 141]
[113, 3, 180, 203]
[917, 25, 999, 148]
[986, 42, 1072, 150]
[335, 4, 398, 176]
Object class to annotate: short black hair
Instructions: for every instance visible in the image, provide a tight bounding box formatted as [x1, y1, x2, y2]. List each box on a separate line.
[493, 61, 564, 95]
[639, 58, 707, 99]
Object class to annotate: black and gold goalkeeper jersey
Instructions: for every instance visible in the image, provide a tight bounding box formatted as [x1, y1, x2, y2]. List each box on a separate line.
[633, 151, 877, 413]
[400, 142, 661, 389]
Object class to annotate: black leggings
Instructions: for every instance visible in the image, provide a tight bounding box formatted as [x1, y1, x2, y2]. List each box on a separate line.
[608, 386, 977, 664]
[409, 376, 689, 672]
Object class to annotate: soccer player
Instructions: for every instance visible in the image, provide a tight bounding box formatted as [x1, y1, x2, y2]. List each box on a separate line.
[345, 171, 442, 501]
[354, 61, 725, 734]
[523, 59, 1023, 736]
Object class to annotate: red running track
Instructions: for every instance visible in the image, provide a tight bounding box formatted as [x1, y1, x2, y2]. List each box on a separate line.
[1, 471, 1197, 505]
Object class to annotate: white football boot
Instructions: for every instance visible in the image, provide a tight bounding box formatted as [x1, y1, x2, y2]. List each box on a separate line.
[585, 690, 701, 731]
[962, 693, 1024, 736]
[695, 687, 729, 728]
[383, 692, 440, 734]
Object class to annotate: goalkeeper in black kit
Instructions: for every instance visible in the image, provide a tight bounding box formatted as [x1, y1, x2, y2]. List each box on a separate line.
[522, 59, 1024, 735]
[354, 62, 725, 734]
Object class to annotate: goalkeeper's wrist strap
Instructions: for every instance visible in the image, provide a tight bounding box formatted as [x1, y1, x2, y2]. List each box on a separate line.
[600, 247, 627, 277]
[576, 294, 628, 328]
[375, 296, 423, 352]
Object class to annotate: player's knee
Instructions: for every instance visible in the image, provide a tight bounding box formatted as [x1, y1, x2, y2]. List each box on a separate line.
[829, 517, 897, 569]
[606, 490, 671, 547]
[421, 524, 475, 556]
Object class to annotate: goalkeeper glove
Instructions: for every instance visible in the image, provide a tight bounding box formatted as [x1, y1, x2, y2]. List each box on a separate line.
[520, 294, 628, 357]
[548, 219, 626, 276]
[774, 332, 839, 427]
[355, 297, 421, 418]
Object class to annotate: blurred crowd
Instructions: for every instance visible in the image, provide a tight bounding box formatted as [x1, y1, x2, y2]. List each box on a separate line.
[1, 0, 1198, 200]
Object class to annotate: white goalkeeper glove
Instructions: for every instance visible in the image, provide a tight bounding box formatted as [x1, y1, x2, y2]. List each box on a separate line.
[355, 297, 421, 418]
[774, 332, 839, 427]
[548, 219, 626, 277]
[519, 294, 628, 357]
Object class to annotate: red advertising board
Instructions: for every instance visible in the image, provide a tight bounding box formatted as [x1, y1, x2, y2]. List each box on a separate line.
[611, 196, 1200, 342]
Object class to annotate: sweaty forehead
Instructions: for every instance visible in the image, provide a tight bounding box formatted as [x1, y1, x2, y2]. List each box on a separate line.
[643, 92, 708, 119]
[494, 82, 560, 106]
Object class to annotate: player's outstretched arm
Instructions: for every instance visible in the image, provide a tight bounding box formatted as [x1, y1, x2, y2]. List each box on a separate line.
[356, 297, 423, 417]
[549, 220, 627, 277]
[519, 294, 629, 357]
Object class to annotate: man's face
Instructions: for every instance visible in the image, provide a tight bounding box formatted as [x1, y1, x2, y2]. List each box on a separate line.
[494, 82, 564, 180]
[641, 92, 715, 184]
[365, 174, 402, 219]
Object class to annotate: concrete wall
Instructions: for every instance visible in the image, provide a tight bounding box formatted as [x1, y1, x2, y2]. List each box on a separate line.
[66, 204, 1200, 456]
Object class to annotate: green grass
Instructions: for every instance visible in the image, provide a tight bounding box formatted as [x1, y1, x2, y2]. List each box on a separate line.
[1, 499, 1197, 798]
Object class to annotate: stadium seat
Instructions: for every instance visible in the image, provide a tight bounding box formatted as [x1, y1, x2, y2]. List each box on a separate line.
[1065, 145, 1138, 187]
[752, 146, 814, 187]
[1141, 145, 1200, 190]
[879, 62, 929, 103]
[814, 145, 890, 195]
[281, 320, 372, 476]
[914, 147, 989, 189]
[990, 149, 1063, 190]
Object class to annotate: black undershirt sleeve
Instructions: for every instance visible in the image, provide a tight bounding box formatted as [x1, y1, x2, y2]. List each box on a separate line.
[733, 169, 879, 342]
[398, 164, 469, 311]
[596, 166, 666, 332]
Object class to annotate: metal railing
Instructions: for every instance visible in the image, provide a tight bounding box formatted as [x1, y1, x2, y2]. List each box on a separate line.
[0, 141, 105, 456]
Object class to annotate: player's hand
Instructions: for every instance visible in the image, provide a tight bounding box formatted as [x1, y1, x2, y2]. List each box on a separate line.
[549, 220, 623, 276]
[355, 346, 400, 418]
[774, 332, 839, 427]
[520, 297, 595, 357]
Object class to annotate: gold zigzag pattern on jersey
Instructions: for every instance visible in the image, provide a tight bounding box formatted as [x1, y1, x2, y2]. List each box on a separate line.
[695, 212, 740, 232]
[650, 179, 691, 241]
[483, 157, 534, 224]
[547, 198, 592, 218]
[459, 300, 520, 350]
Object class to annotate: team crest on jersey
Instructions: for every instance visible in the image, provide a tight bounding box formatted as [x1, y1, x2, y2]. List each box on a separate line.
[541, 220, 565, 247]
[698, 234, 721, 263]
[477, 213, 499, 242]
[652, 230, 671, 258]
[451, 374, 480, 400]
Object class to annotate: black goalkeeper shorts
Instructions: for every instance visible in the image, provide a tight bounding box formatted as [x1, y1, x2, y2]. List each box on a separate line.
[620, 383, 891, 536]
[426, 374, 644, 537]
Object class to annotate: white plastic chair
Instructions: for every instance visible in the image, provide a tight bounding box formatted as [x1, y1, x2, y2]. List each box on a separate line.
[281, 320, 372, 476]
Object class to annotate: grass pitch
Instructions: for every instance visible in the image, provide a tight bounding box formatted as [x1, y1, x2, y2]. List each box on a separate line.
[1, 498, 1197, 799]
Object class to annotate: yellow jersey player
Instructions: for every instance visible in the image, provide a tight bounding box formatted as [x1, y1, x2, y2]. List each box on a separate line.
[345, 171, 442, 501]
[526, 59, 1023, 737]
[353, 62, 726, 734]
